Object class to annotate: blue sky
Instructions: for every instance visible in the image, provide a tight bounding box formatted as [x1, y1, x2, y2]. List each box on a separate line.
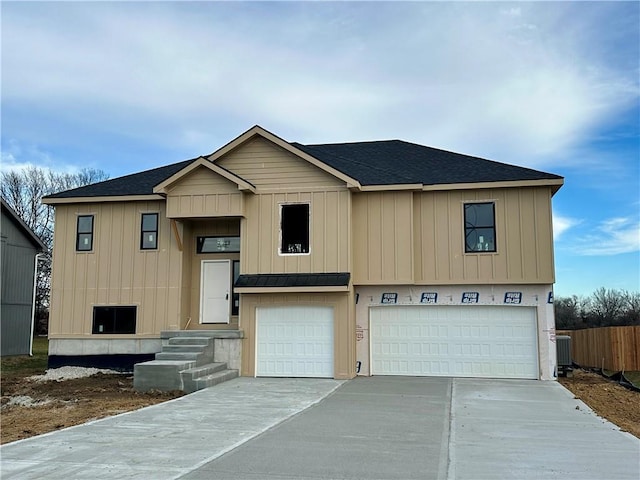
[1, 1, 638, 297]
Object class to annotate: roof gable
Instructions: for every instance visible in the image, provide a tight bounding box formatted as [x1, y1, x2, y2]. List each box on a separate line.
[153, 157, 256, 194]
[1, 198, 46, 251]
[207, 126, 361, 189]
[216, 136, 348, 190]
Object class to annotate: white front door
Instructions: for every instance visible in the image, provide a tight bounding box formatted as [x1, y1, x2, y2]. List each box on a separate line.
[200, 260, 231, 324]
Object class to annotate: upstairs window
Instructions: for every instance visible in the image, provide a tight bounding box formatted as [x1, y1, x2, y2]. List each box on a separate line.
[76, 215, 94, 251]
[141, 213, 158, 250]
[280, 203, 310, 254]
[464, 202, 496, 253]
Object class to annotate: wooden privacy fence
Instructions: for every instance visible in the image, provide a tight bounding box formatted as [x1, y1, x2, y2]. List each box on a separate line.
[558, 326, 640, 372]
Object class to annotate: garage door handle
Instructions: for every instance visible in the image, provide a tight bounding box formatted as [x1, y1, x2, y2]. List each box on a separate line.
[226, 293, 229, 300]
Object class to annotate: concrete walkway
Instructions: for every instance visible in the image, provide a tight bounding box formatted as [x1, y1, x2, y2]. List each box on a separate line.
[1, 377, 638, 480]
[0, 378, 343, 479]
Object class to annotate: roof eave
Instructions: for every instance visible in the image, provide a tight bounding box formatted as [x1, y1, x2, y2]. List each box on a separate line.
[235, 285, 350, 294]
[42, 194, 165, 205]
[420, 178, 564, 192]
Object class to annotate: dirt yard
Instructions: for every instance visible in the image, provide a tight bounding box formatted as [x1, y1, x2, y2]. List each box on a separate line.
[1, 371, 184, 444]
[1, 341, 638, 444]
[559, 369, 640, 438]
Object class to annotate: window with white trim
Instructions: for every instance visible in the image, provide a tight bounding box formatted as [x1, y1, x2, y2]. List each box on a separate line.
[280, 203, 310, 254]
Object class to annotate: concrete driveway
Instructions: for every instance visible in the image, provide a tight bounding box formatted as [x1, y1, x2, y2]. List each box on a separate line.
[1, 377, 638, 479]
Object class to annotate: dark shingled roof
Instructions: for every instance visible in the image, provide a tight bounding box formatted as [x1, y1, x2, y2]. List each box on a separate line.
[292, 140, 562, 186]
[235, 272, 350, 288]
[43, 159, 194, 199]
[44, 138, 562, 199]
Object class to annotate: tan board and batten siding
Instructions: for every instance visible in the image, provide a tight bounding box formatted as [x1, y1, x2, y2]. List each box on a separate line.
[216, 137, 346, 191]
[353, 187, 555, 285]
[48, 201, 183, 338]
[166, 167, 244, 218]
[217, 136, 352, 276]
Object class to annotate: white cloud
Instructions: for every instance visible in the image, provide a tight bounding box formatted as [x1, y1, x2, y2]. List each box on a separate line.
[576, 217, 640, 256]
[553, 213, 581, 240]
[0, 140, 79, 175]
[1, 2, 637, 166]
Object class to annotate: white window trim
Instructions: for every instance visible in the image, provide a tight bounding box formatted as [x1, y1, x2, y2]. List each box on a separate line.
[278, 202, 311, 256]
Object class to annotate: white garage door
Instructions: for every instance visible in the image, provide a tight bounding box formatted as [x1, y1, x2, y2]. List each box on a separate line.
[370, 306, 538, 379]
[256, 306, 334, 378]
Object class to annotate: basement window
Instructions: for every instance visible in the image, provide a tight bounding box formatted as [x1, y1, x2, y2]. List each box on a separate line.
[76, 215, 94, 251]
[280, 203, 310, 255]
[92, 306, 137, 334]
[464, 202, 496, 253]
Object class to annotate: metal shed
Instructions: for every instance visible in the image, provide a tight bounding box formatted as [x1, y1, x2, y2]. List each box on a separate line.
[1, 198, 46, 356]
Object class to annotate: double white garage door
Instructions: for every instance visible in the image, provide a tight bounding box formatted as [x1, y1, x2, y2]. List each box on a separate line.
[371, 305, 539, 379]
[255, 305, 538, 380]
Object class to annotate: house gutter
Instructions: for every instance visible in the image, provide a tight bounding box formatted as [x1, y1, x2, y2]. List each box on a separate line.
[29, 253, 44, 356]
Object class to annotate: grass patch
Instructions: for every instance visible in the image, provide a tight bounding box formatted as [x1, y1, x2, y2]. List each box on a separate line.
[624, 371, 640, 388]
[0, 337, 48, 377]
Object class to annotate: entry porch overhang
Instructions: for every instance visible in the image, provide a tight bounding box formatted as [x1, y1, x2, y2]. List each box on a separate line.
[234, 272, 351, 294]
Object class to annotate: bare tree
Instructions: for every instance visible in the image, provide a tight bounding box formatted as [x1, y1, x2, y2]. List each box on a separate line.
[554, 295, 586, 330]
[621, 290, 640, 326]
[1, 166, 109, 332]
[589, 287, 627, 327]
[557, 288, 640, 329]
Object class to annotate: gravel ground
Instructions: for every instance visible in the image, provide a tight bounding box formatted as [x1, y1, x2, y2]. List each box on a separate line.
[28, 366, 124, 382]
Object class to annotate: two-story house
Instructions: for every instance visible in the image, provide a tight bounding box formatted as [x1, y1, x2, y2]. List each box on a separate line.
[43, 126, 563, 386]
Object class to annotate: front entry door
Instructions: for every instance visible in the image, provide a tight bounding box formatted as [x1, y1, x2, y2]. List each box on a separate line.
[200, 260, 231, 324]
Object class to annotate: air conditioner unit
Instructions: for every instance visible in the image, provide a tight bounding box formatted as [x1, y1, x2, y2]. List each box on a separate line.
[556, 335, 573, 377]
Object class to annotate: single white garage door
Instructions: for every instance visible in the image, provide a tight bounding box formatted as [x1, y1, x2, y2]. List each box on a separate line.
[370, 305, 538, 379]
[256, 306, 334, 377]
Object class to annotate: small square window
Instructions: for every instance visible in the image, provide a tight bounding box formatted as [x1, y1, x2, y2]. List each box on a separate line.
[280, 204, 309, 254]
[76, 215, 94, 251]
[141, 213, 158, 250]
[464, 202, 496, 253]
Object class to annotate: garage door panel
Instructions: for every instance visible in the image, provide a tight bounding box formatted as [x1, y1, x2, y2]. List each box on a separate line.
[256, 306, 334, 378]
[371, 306, 538, 379]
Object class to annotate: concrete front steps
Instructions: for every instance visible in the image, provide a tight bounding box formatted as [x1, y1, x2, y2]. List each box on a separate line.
[134, 333, 239, 393]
